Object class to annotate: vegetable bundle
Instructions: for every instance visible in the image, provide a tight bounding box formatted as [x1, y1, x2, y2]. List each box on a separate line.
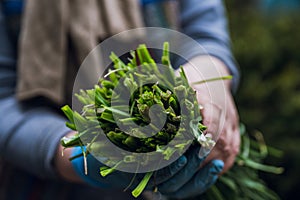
[61, 42, 283, 199]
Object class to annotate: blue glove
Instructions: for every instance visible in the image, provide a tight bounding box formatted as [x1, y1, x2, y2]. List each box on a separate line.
[71, 146, 188, 189]
[157, 146, 224, 199]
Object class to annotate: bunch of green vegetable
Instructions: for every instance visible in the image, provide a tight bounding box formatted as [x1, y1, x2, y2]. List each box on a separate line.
[60, 42, 283, 199]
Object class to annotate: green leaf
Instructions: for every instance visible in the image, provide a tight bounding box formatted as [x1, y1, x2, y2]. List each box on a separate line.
[238, 156, 284, 174]
[94, 85, 109, 106]
[191, 75, 233, 85]
[60, 134, 81, 147]
[131, 171, 153, 198]
[61, 105, 75, 124]
[100, 166, 116, 177]
[219, 176, 238, 191]
[137, 44, 155, 65]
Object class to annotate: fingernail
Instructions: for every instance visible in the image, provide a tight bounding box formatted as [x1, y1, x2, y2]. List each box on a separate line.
[178, 156, 187, 167]
[198, 147, 210, 159]
[210, 160, 224, 174]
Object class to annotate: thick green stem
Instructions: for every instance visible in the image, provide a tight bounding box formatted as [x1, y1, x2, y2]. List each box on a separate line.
[131, 171, 153, 198]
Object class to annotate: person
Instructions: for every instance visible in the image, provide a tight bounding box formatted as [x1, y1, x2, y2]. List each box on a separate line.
[0, 0, 240, 199]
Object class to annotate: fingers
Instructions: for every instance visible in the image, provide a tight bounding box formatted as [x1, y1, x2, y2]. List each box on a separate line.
[157, 146, 206, 193]
[200, 92, 240, 173]
[205, 123, 240, 173]
[147, 155, 187, 186]
[164, 159, 224, 199]
[224, 125, 240, 172]
[201, 102, 223, 142]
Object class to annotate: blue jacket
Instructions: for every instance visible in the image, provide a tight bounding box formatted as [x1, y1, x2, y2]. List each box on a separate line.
[0, 0, 239, 199]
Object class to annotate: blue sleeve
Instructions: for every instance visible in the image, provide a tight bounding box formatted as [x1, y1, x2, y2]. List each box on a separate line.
[0, 5, 71, 179]
[179, 0, 240, 92]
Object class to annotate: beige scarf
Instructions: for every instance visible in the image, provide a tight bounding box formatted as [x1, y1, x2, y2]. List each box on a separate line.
[16, 0, 144, 105]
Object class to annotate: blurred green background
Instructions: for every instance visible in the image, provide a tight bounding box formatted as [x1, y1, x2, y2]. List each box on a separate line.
[225, 0, 300, 199]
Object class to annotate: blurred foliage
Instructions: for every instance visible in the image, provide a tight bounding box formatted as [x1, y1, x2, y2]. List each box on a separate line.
[225, 0, 300, 199]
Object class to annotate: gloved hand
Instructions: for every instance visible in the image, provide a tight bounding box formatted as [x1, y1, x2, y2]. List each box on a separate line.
[71, 145, 223, 198]
[158, 146, 224, 199]
[71, 146, 188, 189]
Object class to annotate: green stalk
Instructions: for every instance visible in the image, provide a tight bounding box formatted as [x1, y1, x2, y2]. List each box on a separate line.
[131, 171, 154, 198]
[100, 161, 124, 177]
[237, 156, 284, 174]
[241, 130, 250, 158]
[100, 166, 116, 177]
[191, 75, 233, 85]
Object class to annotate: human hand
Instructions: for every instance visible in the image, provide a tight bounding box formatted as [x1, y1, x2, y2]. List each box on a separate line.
[181, 56, 240, 173]
[157, 146, 224, 199]
[200, 85, 240, 173]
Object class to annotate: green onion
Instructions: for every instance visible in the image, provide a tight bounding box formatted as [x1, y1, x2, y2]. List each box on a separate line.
[131, 171, 154, 198]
